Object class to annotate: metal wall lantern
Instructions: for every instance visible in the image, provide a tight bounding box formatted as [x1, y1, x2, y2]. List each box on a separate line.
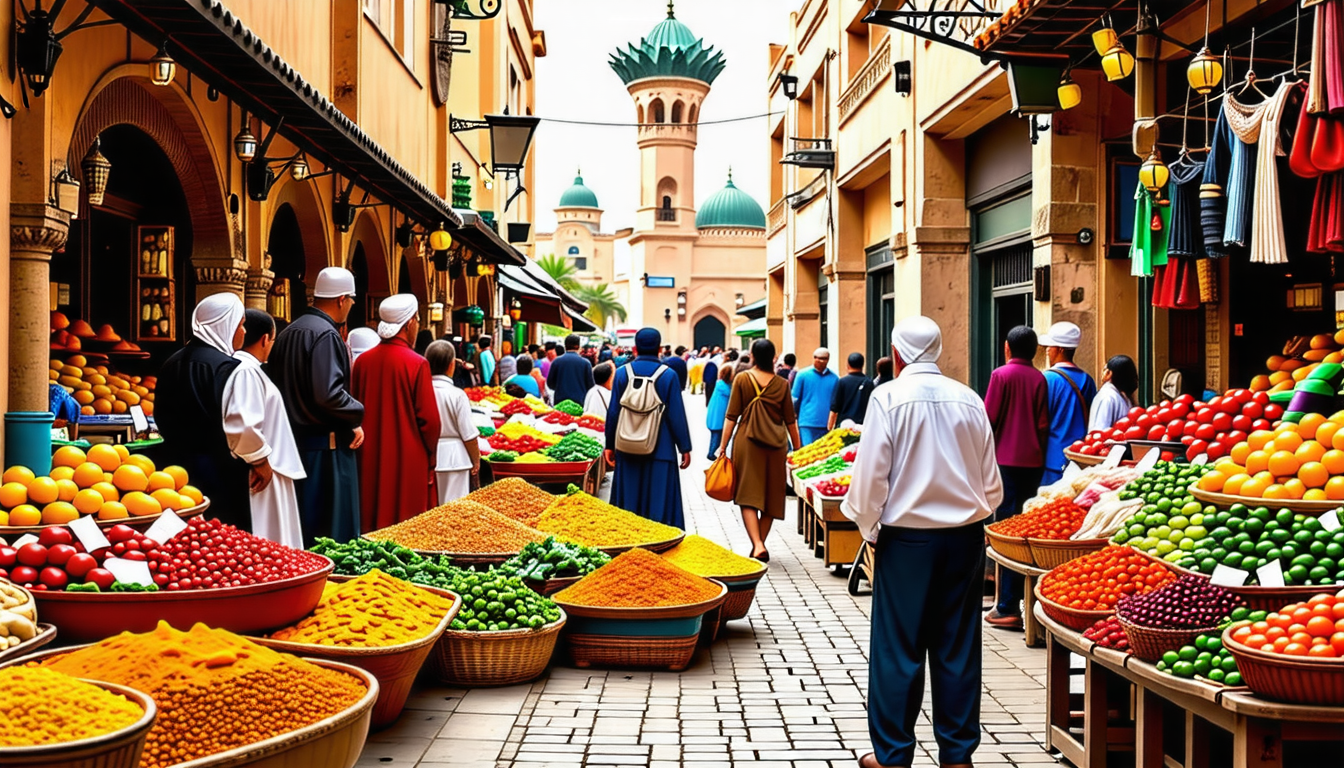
[13, 2, 121, 104]
[149, 42, 176, 87]
[780, 137, 835, 170]
[429, 224, 454, 252]
[449, 112, 539, 211]
[509, 297, 523, 322]
[428, 302, 445, 323]
[778, 73, 799, 100]
[80, 137, 111, 206]
[51, 167, 80, 217]
[893, 61, 912, 96]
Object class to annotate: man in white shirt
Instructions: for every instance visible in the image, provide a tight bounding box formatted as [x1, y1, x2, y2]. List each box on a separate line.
[843, 316, 1003, 768]
[583, 361, 615, 417]
[425, 341, 481, 503]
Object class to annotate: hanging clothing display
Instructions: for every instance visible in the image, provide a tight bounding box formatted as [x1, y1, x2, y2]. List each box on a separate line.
[1166, 155, 1206, 257]
[1290, 74, 1344, 254]
[1309, 174, 1344, 253]
[1249, 81, 1302, 265]
[1223, 94, 1272, 250]
[1308, 0, 1344, 115]
[1199, 106, 1255, 258]
[1130, 182, 1169, 277]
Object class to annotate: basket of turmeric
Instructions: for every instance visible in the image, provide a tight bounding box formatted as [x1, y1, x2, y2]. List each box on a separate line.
[14, 621, 379, 768]
[364, 500, 547, 566]
[534, 488, 685, 554]
[0, 666, 157, 768]
[254, 571, 460, 729]
[552, 548, 728, 671]
[661, 535, 767, 626]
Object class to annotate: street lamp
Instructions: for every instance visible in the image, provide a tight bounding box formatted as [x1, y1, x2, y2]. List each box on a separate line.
[233, 112, 258, 163]
[778, 73, 799, 100]
[664, 308, 672, 323]
[449, 113, 540, 211]
[149, 43, 176, 87]
[509, 298, 523, 322]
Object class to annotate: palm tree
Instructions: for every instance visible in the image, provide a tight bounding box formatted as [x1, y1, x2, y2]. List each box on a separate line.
[573, 283, 628, 330]
[536, 254, 579, 292]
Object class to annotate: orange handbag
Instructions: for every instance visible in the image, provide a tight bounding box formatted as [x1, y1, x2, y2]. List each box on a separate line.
[704, 452, 736, 502]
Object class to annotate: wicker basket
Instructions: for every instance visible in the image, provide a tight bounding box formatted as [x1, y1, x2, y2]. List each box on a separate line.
[1033, 586, 1112, 631]
[565, 632, 701, 671]
[985, 528, 1034, 566]
[596, 532, 686, 557]
[709, 569, 767, 622]
[698, 604, 723, 646]
[1222, 627, 1344, 706]
[0, 680, 155, 767]
[1117, 615, 1218, 662]
[1028, 537, 1110, 570]
[523, 575, 582, 596]
[428, 611, 565, 687]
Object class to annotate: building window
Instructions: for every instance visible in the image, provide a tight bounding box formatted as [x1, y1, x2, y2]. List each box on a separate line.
[657, 196, 675, 222]
[818, 266, 829, 350]
[671, 101, 683, 123]
[575, 258, 588, 271]
[650, 99, 665, 123]
[364, 0, 413, 58]
[866, 245, 895, 373]
[567, 246, 580, 255]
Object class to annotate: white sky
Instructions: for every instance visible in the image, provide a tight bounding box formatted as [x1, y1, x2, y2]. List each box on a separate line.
[533, 0, 794, 233]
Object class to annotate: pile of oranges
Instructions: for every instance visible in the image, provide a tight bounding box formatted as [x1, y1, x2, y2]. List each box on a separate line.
[0, 445, 198, 526]
[1228, 590, 1344, 658]
[1196, 413, 1344, 501]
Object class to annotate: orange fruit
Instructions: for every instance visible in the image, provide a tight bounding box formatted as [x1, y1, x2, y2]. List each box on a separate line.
[1298, 413, 1327, 440]
[1268, 451, 1301, 479]
[1240, 477, 1270, 498]
[1324, 449, 1344, 476]
[162, 465, 189, 490]
[1273, 430, 1304, 454]
[146, 471, 176, 492]
[71, 462, 104, 488]
[1263, 484, 1291, 500]
[1230, 442, 1253, 466]
[97, 501, 129, 520]
[1316, 421, 1340, 450]
[72, 488, 104, 515]
[150, 488, 183, 511]
[1299, 461, 1330, 489]
[1326, 476, 1344, 500]
[122, 491, 161, 517]
[90, 482, 119, 503]
[179, 485, 204, 506]
[0, 482, 27, 508]
[1283, 478, 1308, 499]
[1248, 430, 1276, 452]
[40, 501, 79, 525]
[1333, 428, 1344, 452]
[86, 444, 122, 472]
[26, 476, 59, 505]
[1198, 471, 1228, 492]
[103, 472, 114, 484]
[48, 466, 74, 483]
[124, 454, 155, 476]
[1304, 489, 1329, 501]
[1296, 440, 1327, 464]
[1250, 374, 1272, 391]
[1223, 473, 1252, 496]
[112, 465, 148, 492]
[1246, 450, 1272, 476]
[112, 445, 130, 462]
[51, 445, 87, 468]
[7, 504, 40, 526]
[54, 479, 78, 502]
[2, 466, 35, 486]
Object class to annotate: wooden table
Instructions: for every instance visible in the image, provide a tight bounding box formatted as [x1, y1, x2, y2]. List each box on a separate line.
[1036, 604, 1344, 768]
[985, 546, 1048, 648]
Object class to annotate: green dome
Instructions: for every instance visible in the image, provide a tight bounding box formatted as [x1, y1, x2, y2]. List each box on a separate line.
[645, 16, 698, 52]
[696, 174, 766, 230]
[609, 3, 725, 87]
[558, 173, 599, 208]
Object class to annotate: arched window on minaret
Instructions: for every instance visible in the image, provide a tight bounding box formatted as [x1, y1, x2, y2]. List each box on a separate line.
[650, 98, 665, 123]
[671, 100, 683, 123]
[637, 103, 645, 124]
[687, 103, 698, 125]
[660, 196, 674, 221]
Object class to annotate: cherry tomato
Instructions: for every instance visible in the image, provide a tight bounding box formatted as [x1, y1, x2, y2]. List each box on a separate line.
[39, 567, 68, 590]
[37, 527, 73, 547]
[45, 543, 76, 567]
[64, 552, 97, 579]
[16, 543, 47, 568]
[84, 568, 115, 590]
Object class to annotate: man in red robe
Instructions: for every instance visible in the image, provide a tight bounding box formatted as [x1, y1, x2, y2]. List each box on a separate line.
[352, 294, 440, 531]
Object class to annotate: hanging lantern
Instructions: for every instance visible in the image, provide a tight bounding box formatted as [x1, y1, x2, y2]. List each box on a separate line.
[148, 43, 176, 87]
[1101, 43, 1135, 81]
[233, 125, 258, 163]
[290, 155, 309, 181]
[1186, 47, 1223, 95]
[1139, 151, 1169, 193]
[429, 224, 453, 252]
[1091, 27, 1119, 57]
[509, 297, 523, 322]
[80, 137, 112, 206]
[1057, 73, 1082, 111]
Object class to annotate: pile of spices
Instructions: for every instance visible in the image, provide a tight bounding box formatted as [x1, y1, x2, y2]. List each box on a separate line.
[268, 570, 456, 647]
[366, 500, 546, 553]
[466, 478, 556, 527]
[536, 488, 682, 548]
[43, 621, 366, 768]
[662, 535, 765, 577]
[553, 548, 722, 608]
[0, 666, 143, 747]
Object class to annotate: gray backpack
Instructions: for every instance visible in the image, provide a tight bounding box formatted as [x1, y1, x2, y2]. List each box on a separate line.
[614, 364, 668, 455]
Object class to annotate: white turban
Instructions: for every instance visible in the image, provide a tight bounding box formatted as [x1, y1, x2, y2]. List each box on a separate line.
[377, 294, 419, 339]
[891, 316, 942, 365]
[348, 327, 380, 362]
[191, 293, 245, 356]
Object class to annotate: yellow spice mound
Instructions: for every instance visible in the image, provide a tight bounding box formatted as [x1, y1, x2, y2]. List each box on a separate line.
[0, 667, 143, 747]
[466, 477, 556, 527]
[554, 548, 722, 607]
[366, 499, 546, 553]
[269, 570, 456, 647]
[536, 490, 681, 547]
[662, 534, 766, 577]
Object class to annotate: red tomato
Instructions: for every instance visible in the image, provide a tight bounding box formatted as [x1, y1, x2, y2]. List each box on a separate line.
[0, 546, 15, 569]
[1265, 404, 1285, 421]
[1307, 616, 1336, 637]
[64, 552, 97, 579]
[1184, 421, 1200, 437]
[1309, 644, 1339, 658]
[1332, 632, 1344, 655]
[36, 527, 73, 547]
[1207, 442, 1227, 460]
[1232, 414, 1254, 432]
[1211, 412, 1233, 432]
[1195, 424, 1218, 441]
[84, 568, 115, 590]
[39, 567, 68, 590]
[45, 544, 76, 567]
[1148, 425, 1166, 440]
[9, 565, 38, 585]
[16, 544, 47, 568]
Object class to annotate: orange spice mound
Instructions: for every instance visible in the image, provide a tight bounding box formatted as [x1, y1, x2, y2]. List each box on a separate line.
[365, 499, 546, 553]
[42, 621, 366, 768]
[466, 477, 556, 527]
[553, 547, 722, 607]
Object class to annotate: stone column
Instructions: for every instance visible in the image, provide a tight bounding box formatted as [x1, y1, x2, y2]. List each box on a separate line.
[8, 204, 70, 473]
[194, 264, 249, 303]
[244, 267, 275, 311]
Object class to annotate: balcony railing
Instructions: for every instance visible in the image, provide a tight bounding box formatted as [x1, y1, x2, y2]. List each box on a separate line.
[767, 199, 786, 236]
[656, 209, 677, 222]
[839, 40, 891, 125]
[780, 138, 835, 171]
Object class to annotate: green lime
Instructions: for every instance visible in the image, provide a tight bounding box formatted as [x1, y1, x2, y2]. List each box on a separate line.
[1224, 553, 1244, 568]
[1179, 539, 1197, 552]
[1206, 636, 1223, 653]
[1276, 508, 1295, 526]
[1252, 506, 1272, 520]
[1244, 518, 1265, 536]
[1220, 654, 1239, 672]
[1162, 650, 1180, 666]
[1179, 646, 1199, 661]
[1249, 610, 1268, 622]
[1225, 672, 1242, 686]
[1170, 515, 1190, 530]
[1187, 525, 1209, 540]
[1208, 668, 1226, 683]
[1193, 659, 1212, 676]
[1199, 557, 1218, 572]
[1174, 661, 1196, 678]
[1195, 635, 1209, 650]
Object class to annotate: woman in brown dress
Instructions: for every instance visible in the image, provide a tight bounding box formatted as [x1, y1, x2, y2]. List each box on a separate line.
[719, 338, 801, 561]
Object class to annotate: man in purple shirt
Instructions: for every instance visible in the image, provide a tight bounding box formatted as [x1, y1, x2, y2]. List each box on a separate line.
[982, 325, 1050, 631]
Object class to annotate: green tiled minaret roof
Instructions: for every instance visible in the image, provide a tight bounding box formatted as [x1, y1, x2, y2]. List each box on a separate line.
[609, 2, 726, 87]
[696, 170, 766, 230]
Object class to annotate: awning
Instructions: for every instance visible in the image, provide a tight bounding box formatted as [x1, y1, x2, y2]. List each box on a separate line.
[968, 0, 1201, 60]
[736, 298, 766, 318]
[92, 0, 462, 229]
[452, 211, 527, 267]
[734, 317, 767, 337]
[498, 258, 591, 329]
[563, 305, 599, 333]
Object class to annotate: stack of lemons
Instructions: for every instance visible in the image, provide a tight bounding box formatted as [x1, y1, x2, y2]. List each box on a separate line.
[0, 445, 198, 526]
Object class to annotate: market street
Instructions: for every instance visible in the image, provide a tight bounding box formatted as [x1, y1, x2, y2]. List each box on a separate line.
[356, 393, 1058, 768]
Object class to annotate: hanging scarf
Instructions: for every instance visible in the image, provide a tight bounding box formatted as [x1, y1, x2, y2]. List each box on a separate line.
[1250, 81, 1302, 264]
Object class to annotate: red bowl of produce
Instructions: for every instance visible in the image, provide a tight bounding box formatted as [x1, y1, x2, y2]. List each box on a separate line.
[1222, 624, 1344, 706]
[32, 558, 334, 642]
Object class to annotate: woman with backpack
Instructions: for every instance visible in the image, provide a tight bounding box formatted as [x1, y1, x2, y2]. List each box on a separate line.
[603, 328, 693, 528]
[718, 338, 801, 562]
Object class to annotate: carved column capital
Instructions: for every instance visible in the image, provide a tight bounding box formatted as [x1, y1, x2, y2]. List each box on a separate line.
[194, 262, 249, 293]
[10, 203, 70, 261]
[245, 267, 275, 301]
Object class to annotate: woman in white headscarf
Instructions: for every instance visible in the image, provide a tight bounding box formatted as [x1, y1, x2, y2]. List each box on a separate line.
[347, 327, 380, 364]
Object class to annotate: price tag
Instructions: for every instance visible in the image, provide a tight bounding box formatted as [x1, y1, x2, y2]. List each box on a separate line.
[102, 557, 154, 587]
[1134, 448, 1162, 473]
[1256, 559, 1285, 588]
[12, 534, 38, 549]
[1192, 453, 1209, 466]
[143, 509, 187, 545]
[1320, 509, 1343, 533]
[68, 514, 111, 552]
[129, 404, 149, 436]
[1102, 445, 1127, 468]
[1210, 563, 1249, 587]
[1062, 462, 1083, 481]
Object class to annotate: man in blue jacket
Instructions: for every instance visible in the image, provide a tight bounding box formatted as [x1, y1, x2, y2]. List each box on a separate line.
[546, 334, 595, 407]
[604, 328, 693, 528]
[792, 347, 838, 445]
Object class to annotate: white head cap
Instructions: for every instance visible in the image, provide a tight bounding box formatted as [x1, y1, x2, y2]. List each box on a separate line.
[348, 327, 380, 362]
[377, 294, 419, 339]
[191, 293, 245, 356]
[313, 267, 356, 299]
[813, 347, 830, 359]
[890, 316, 942, 365]
[1038, 321, 1081, 349]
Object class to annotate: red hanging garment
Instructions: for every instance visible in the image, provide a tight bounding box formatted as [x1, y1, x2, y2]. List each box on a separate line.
[1311, 115, 1344, 172]
[1291, 95, 1324, 178]
[1308, 173, 1344, 254]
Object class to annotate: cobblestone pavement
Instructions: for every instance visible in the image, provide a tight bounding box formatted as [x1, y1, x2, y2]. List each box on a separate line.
[357, 394, 1059, 768]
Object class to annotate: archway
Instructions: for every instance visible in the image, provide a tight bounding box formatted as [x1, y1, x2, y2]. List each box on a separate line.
[347, 211, 391, 329]
[694, 315, 726, 350]
[268, 176, 331, 297]
[349, 243, 371, 331]
[267, 203, 308, 320]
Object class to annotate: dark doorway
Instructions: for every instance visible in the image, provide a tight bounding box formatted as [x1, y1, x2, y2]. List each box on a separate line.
[350, 243, 370, 331]
[694, 316, 725, 350]
[267, 203, 308, 321]
[398, 254, 412, 295]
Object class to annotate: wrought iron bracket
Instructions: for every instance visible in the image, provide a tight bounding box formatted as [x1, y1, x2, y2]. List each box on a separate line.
[863, 0, 1004, 62]
[449, 115, 490, 133]
[435, 0, 502, 21]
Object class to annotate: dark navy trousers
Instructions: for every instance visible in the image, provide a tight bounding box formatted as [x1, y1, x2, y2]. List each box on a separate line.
[869, 521, 985, 766]
[993, 465, 1043, 615]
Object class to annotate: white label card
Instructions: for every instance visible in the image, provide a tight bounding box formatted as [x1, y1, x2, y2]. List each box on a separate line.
[1102, 445, 1127, 468]
[1192, 453, 1209, 466]
[1320, 509, 1343, 533]
[1210, 564, 1249, 587]
[1062, 462, 1083, 481]
[129, 404, 149, 435]
[143, 509, 187, 545]
[68, 514, 111, 552]
[1256, 559, 1285, 588]
[103, 557, 154, 587]
[12, 534, 38, 549]
[1134, 448, 1162, 473]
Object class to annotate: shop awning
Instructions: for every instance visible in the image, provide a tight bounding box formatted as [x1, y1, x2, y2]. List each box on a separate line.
[736, 298, 766, 318]
[498, 258, 591, 329]
[563, 305, 599, 333]
[968, 0, 1202, 60]
[734, 317, 767, 337]
[91, 0, 462, 229]
[452, 211, 527, 267]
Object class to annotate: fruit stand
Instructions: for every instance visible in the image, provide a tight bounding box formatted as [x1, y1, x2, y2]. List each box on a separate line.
[985, 546, 1049, 647]
[785, 427, 862, 569]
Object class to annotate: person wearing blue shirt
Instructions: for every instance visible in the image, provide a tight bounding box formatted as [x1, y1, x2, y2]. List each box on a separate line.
[791, 347, 838, 445]
[663, 346, 689, 391]
[476, 335, 497, 386]
[1038, 322, 1097, 485]
[546, 334, 595, 407]
[604, 328, 693, 528]
[704, 365, 733, 460]
[503, 356, 542, 398]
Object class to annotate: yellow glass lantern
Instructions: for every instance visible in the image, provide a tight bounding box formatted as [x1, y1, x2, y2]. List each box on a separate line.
[1139, 151, 1169, 193]
[1101, 43, 1135, 81]
[429, 224, 452, 252]
[149, 43, 176, 87]
[1057, 73, 1082, 111]
[1091, 27, 1119, 56]
[1186, 47, 1223, 95]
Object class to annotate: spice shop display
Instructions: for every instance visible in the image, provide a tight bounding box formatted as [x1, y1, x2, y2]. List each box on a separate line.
[364, 500, 547, 561]
[499, 537, 611, 587]
[535, 487, 683, 551]
[463, 478, 556, 527]
[661, 534, 767, 625]
[0, 666, 149, 748]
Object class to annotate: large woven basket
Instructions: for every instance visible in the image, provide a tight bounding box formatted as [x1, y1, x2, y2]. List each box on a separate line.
[985, 527, 1034, 566]
[1222, 627, 1344, 706]
[428, 611, 566, 687]
[710, 569, 767, 622]
[1029, 537, 1110, 570]
[0, 679, 156, 768]
[1033, 586, 1112, 631]
[523, 575, 582, 596]
[1117, 615, 1217, 662]
[565, 632, 701, 672]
